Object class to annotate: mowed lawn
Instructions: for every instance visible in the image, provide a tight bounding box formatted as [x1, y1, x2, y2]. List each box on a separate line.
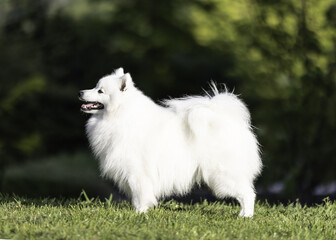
[0, 194, 335, 240]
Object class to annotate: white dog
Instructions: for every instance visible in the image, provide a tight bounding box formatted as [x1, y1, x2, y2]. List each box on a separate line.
[79, 68, 262, 217]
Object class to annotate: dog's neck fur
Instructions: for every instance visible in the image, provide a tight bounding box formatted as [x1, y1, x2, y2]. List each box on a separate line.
[85, 88, 165, 178]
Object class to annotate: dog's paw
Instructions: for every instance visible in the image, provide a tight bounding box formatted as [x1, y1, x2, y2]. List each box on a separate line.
[239, 210, 253, 218]
[135, 206, 150, 213]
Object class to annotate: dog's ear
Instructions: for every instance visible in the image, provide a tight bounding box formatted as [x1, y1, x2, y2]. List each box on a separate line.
[113, 68, 124, 77]
[120, 73, 133, 92]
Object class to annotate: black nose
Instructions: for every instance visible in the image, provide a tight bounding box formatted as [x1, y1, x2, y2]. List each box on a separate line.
[78, 91, 83, 98]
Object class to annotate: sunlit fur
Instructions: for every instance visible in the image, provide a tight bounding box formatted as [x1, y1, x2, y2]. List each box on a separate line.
[80, 68, 262, 217]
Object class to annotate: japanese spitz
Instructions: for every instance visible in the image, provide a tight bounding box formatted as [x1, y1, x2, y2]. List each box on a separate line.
[79, 68, 262, 217]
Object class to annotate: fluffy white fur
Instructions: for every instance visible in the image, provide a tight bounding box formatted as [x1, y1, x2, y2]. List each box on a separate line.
[79, 68, 262, 217]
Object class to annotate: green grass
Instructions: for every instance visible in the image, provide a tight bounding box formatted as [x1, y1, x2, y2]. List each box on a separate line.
[0, 194, 335, 240]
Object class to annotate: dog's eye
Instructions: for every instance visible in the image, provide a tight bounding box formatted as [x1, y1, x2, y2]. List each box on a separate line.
[98, 89, 104, 94]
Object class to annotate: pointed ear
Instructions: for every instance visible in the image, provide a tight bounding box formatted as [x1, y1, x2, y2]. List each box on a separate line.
[120, 73, 133, 92]
[113, 68, 124, 77]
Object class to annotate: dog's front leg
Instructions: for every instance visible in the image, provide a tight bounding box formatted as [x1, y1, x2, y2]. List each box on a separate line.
[127, 175, 158, 213]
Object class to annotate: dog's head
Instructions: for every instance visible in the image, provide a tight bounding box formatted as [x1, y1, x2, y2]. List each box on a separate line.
[78, 68, 134, 114]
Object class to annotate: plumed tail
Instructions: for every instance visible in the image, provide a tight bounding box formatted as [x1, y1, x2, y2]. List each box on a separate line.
[163, 82, 251, 126]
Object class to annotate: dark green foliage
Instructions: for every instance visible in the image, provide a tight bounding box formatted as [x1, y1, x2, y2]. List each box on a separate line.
[0, 0, 335, 201]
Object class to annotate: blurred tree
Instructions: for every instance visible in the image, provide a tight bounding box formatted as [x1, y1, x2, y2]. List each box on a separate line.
[0, 0, 48, 188]
[237, 0, 336, 199]
[0, 0, 335, 200]
[183, 0, 336, 199]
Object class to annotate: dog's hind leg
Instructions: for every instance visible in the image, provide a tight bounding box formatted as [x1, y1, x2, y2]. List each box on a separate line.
[237, 190, 255, 217]
[207, 174, 256, 217]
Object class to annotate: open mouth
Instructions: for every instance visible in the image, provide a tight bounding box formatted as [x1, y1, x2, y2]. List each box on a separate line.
[80, 101, 104, 111]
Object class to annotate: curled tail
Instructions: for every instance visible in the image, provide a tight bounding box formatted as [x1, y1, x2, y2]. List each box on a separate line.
[163, 82, 251, 132]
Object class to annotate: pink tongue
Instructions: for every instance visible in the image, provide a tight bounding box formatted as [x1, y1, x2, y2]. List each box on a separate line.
[82, 103, 95, 108]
